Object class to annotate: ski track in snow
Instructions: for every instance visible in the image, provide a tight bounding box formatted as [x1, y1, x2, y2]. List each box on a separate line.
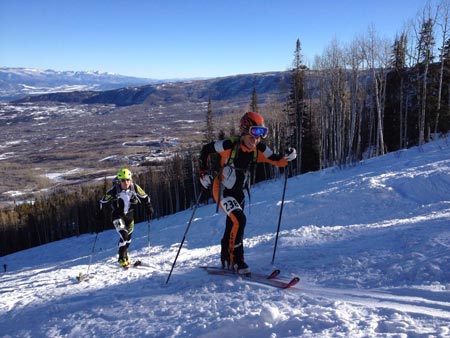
[1, 137, 450, 337]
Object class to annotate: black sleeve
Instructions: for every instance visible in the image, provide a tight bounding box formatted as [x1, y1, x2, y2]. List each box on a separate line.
[134, 183, 151, 205]
[99, 185, 117, 209]
[199, 139, 234, 170]
[199, 141, 217, 170]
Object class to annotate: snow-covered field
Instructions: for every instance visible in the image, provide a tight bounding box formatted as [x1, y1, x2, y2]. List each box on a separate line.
[1, 137, 450, 337]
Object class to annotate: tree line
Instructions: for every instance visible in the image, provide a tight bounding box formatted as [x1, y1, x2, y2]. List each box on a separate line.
[285, 0, 450, 174]
[1, 0, 449, 256]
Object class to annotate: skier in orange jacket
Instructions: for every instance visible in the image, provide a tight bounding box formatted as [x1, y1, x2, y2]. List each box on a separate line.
[199, 112, 296, 274]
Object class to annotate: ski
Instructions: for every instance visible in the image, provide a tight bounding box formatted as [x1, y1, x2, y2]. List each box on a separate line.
[122, 260, 142, 269]
[267, 269, 281, 279]
[76, 260, 144, 281]
[76, 272, 92, 282]
[200, 266, 299, 289]
[200, 266, 280, 279]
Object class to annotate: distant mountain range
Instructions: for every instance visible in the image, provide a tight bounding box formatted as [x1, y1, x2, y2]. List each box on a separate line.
[1, 67, 291, 106]
[0, 67, 182, 101]
[11, 70, 291, 107]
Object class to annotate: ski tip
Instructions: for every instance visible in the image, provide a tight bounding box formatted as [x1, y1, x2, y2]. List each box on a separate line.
[283, 276, 300, 289]
[76, 274, 92, 282]
[267, 269, 281, 279]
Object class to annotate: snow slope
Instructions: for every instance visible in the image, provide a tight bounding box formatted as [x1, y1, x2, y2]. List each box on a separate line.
[1, 137, 450, 337]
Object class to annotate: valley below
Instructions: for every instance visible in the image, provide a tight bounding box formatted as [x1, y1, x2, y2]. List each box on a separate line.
[0, 100, 213, 207]
[0, 71, 289, 207]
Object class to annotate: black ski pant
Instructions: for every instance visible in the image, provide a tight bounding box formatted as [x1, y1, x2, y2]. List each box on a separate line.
[112, 211, 135, 261]
[221, 208, 246, 267]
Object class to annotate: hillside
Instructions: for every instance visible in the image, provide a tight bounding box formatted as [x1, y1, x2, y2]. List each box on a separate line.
[15, 71, 290, 107]
[1, 136, 450, 337]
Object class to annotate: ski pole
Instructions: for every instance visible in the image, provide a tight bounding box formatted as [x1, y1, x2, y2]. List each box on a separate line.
[215, 168, 223, 214]
[147, 217, 151, 265]
[86, 232, 98, 278]
[271, 164, 289, 265]
[166, 190, 203, 284]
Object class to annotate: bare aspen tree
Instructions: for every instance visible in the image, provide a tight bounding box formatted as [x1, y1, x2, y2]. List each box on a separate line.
[414, 4, 437, 144]
[327, 38, 347, 166]
[312, 54, 328, 169]
[345, 36, 367, 163]
[435, 0, 450, 135]
[314, 38, 347, 167]
[444, 37, 450, 117]
[402, 20, 422, 147]
[362, 25, 390, 156]
[263, 96, 286, 154]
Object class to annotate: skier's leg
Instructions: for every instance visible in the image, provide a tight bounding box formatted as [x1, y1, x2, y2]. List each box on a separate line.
[218, 196, 247, 270]
[221, 217, 232, 268]
[114, 218, 131, 266]
[227, 209, 246, 270]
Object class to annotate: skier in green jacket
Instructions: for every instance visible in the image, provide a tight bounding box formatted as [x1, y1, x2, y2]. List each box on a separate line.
[100, 168, 153, 267]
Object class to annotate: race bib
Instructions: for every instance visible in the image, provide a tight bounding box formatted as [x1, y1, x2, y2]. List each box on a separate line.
[220, 196, 242, 215]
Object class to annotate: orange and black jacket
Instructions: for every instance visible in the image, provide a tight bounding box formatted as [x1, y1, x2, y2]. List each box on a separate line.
[199, 137, 288, 199]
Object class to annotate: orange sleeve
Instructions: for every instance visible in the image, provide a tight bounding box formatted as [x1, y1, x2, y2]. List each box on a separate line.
[256, 149, 288, 167]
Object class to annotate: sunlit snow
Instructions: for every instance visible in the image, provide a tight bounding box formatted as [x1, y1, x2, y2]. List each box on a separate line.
[1, 136, 450, 337]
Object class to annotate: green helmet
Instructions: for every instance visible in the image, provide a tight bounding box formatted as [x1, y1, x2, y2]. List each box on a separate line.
[117, 168, 132, 180]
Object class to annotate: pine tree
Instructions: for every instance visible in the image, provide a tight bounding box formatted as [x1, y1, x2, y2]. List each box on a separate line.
[386, 32, 408, 150]
[205, 96, 215, 143]
[286, 39, 306, 174]
[250, 87, 258, 112]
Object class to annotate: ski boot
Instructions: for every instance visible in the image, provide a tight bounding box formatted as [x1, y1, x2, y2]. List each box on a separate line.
[233, 261, 251, 276]
[221, 257, 231, 270]
[118, 257, 130, 268]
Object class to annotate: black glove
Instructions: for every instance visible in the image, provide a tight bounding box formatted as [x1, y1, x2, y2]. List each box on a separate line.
[146, 203, 154, 219]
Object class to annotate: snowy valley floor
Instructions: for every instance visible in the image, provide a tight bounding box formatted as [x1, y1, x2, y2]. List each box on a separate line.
[1, 137, 450, 337]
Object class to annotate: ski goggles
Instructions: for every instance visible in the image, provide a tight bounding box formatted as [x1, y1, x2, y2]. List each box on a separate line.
[248, 126, 268, 138]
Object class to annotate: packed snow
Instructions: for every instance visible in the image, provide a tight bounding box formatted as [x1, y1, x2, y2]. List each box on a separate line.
[1, 136, 450, 337]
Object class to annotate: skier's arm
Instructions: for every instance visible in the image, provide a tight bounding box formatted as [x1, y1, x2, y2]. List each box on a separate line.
[199, 139, 233, 170]
[199, 141, 217, 170]
[99, 186, 116, 210]
[256, 143, 288, 167]
[134, 184, 151, 204]
[134, 183, 153, 218]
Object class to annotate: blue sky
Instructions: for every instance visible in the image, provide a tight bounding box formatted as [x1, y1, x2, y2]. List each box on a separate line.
[0, 0, 432, 79]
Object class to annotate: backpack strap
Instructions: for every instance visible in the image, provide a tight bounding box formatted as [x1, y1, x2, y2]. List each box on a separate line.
[227, 135, 257, 167]
[226, 135, 240, 166]
[215, 136, 240, 213]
